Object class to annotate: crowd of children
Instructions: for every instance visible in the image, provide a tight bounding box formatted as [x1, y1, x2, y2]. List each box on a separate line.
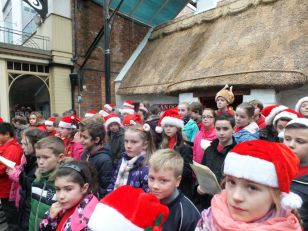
[0, 89, 307, 230]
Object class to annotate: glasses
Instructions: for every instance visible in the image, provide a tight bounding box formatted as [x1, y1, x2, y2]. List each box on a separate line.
[202, 115, 214, 119]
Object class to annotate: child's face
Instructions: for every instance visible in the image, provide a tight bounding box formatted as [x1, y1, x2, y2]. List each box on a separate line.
[202, 110, 215, 128]
[58, 127, 72, 138]
[235, 108, 252, 127]
[109, 122, 120, 133]
[225, 176, 274, 223]
[29, 115, 37, 126]
[124, 130, 148, 157]
[215, 120, 234, 145]
[36, 148, 63, 173]
[21, 136, 34, 156]
[284, 128, 308, 163]
[80, 130, 96, 151]
[55, 176, 88, 210]
[148, 167, 181, 200]
[216, 97, 228, 110]
[275, 119, 289, 134]
[178, 104, 189, 118]
[300, 102, 308, 118]
[163, 125, 178, 138]
[46, 125, 55, 133]
[0, 132, 10, 145]
[191, 111, 199, 120]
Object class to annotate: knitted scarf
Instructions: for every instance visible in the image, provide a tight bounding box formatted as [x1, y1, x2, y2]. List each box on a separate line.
[195, 190, 302, 231]
[114, 153, 145, 190]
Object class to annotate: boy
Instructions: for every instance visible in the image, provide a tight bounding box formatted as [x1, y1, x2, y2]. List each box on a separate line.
[104, 114, 125, 167]
[81, 121, 113, 198]
[215, 84, 234, 116]
[44, 116, 57, 136]
[284, 118, 308, 230]
[0, 122, 23, 231]
[148, 149, 200, 231]
[196, 113, 237, 210]
[28, 136, 65, 231]
[249, 99, 266, 129]
[190, 102, 203, 130]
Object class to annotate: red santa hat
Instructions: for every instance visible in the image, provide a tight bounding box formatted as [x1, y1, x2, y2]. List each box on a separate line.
[224, 140, 302, 209]
[295, 96, 308, 113]
[120, 100, 135, 115]
[84, 110, 97, 118]
[123, 100, 135, 109]
[0, 117, 3, 123]
[262, 104, 288, 125]
[88, 185, 169, 231]
[99, 109, 109, 117]
[122, 114, 143, 127]
[45, 116, 56, 126]
[155, 107, 184, 133]
[104, 103, 115, 112]
[58, 115, 80, 129]
[105, 113, 121, 129]
[272, 108, 303, 128]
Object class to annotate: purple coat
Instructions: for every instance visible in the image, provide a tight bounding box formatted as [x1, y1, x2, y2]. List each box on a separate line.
[107, 153, 149, 193]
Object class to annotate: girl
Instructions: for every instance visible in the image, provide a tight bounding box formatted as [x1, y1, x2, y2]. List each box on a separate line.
[29, 111, 47, 131]
[233, 102, 259, 143]
[193, 108, 217, 163]
[196, 140, 303, 231]
[159, 108, 194, 199]
[178, 102, 199, 142]
[107, 124, 155, 193]
[40, 160, 99, 231]
[295, 96, 308, 119]
[9, 128, 48, 230]
[58, 115, 84, 160]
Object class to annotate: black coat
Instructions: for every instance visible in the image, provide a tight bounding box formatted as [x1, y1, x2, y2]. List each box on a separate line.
[291, 174, 308, 231]
[81, 145, 113, 198]
[18, 155, 37, 230]
[259, 125, 279, 142]
[108, 128, 125, 167]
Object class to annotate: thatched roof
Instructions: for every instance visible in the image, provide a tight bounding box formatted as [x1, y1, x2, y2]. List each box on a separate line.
[117, 0, 308, 95]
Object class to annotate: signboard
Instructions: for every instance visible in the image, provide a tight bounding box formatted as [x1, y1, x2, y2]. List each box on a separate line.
[155, 104, 178, 111]
[23, 0, 48, 20]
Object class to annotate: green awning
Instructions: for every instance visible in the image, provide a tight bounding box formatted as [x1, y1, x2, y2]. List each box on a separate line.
[93, 0, 190, 27]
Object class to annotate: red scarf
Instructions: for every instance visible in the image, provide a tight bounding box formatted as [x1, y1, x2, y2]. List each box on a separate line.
[234, 126, 244, 133]
[56, 206, 76, 231]
[168, 135, 177, 149]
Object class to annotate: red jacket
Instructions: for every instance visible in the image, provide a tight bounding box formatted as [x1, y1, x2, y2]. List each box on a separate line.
[0, 138, 23, 198]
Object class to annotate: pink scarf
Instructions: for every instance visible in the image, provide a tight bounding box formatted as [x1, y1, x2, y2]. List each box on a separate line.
[196, 190, 302, 231]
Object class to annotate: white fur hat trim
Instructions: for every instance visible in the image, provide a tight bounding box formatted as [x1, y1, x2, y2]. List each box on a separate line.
[265, 105, 287, 125]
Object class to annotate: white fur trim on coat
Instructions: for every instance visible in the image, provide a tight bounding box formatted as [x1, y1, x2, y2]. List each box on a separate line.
[224, 152, 278, 188]
[161, 116, 184, 129]
[265, 105, 288, 125]
[295, 97, 308, 113]
[88, 203, 143, 231]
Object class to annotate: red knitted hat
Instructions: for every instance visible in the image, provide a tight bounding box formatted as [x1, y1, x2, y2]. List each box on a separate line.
[122, 114, 143, 127]
[88, 185, 169, 231]
[105, 113, 121, 129]
[224, 140, 302, 209]
[59, 115, 80, 129]
[45, 116, 57, 126]
[85, 110, 97, 118]
[155, 107, 183, 133]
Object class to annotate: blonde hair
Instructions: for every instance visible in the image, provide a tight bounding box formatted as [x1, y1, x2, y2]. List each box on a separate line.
[179, 102, 191, 111]
[149, 149, 184, 177]
[35, 136, 65, 156]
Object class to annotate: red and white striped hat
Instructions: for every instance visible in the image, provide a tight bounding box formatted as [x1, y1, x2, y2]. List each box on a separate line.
[85, 110, 97, 118]
[88, 185, 169, 231]
[45, 116, 56, 126]
[104, 113, 121, 129]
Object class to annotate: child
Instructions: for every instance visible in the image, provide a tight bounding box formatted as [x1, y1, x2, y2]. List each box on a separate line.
[29, 111, 47, 131]
[119, 100, 135, 116]
[295, 96, 308, 119]
[158, 108, 194, 199]
[145, 104, 163, 148]
[12, 115, 29, 142]
[80, 121, 113, 198]
[104, 113, 125, 167]
[107, 124, 155, 193]
[0, 122, 23, 231]
[284, 118, 308, 230]
[148, 149, 200, 231]
[178, 102, 199, 142]
[196, 140, 303, 231]
[190, 102, 203, 129]
[28, 136, 66, 231]
[44, 116, 57, 136]
[215, 85, 234, 116]
[10, 128, 48, 230]
[193, 108, 217, 163]
[58, 115, 84, 160]
[233, 102, 259, 143]
[40, 160, 99, 230]
[195, 113, 237, 210]
[249, 99, 266, 129]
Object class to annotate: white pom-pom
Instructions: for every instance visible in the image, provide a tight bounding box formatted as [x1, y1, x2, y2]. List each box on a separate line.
[130, 120, 136, 125]
[155, 126, 163, 133]
[143, 123, 151, 132]
[201, 139, 212, 150]
[281, 192, 302, 210]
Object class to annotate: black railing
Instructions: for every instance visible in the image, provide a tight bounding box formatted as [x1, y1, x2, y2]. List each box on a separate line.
[0, 26, 50, 50]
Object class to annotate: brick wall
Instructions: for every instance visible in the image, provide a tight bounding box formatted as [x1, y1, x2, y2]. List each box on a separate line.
[72, 0, 148, 115]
